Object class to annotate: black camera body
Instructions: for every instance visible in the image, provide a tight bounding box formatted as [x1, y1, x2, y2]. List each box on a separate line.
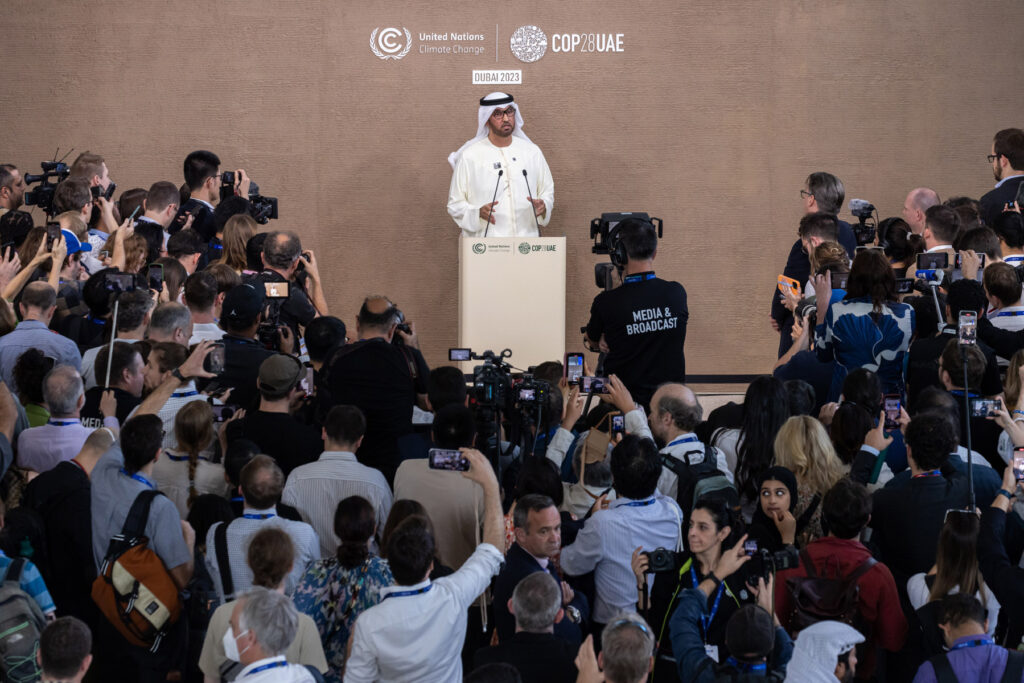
[849, 199, 877, 246]
[90, 183, 116, 202]
[745, 545, 800, 581]
[23, 161, 70, 216]
[589, 212, 663, 290]
[257, 299, 285, 351]
[642, 547, 676, 574]
[512, 373, 550, 410]
[472, 352, 512, 409]
[220, 172, 279, 225]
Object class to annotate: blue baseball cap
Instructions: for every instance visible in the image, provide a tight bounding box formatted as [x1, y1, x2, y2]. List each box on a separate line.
[61, 229, 92, 256]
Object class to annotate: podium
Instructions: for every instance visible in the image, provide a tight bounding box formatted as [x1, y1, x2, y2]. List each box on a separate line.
[458, 236, 566, 372]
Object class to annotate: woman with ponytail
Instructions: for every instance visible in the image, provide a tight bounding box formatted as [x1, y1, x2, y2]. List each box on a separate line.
[152, 400, 223, 517]
[294, 495, 394, 682]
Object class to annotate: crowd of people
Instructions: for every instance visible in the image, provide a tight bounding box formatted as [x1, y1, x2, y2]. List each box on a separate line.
[0, 129, 1023, 683]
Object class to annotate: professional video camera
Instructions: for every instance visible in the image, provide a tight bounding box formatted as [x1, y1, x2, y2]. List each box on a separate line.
[511, 373, 550, 411]
[220, 171, 279, 224]
[589, 212, 663, 291]
[849, 199, 877, 246]
[23, 161, 70, 216]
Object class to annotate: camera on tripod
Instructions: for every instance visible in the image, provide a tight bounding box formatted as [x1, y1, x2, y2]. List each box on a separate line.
[589, 212, 663, 291]
[220, 171, 279, 224]
[512, 373, 550, 410]
[849, 199, 877, 246]
[23, 161, 70, 215]
[448, 348, 514, 409]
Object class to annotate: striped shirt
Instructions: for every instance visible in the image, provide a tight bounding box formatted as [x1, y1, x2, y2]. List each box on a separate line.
[0, 550, 55, 614]
[282, 451, 393, 559]
[205, 506, 320, 601]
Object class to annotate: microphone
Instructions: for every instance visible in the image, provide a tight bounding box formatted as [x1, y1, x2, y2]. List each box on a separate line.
[485, 166, 503, 238]
[522, 169, 542, 236]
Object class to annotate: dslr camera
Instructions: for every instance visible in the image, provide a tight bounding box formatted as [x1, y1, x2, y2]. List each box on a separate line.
[743, 542, 800, 581]
[220, 172, 279, 224]
[23, 161, 70, 216]
[642, 547, 676, 574]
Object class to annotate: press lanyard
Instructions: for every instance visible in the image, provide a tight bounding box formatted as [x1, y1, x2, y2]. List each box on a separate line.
[245, 660, 288, 676]
[623, 272, 656, 284]
[172, 390, 198, 398]
[692, 565, 725, 642]
[914, 470, 943, 478]
[996, 311, 1024, 317]
[48, 420, 79, 427]
[119, 468, 155, 489]
[243, 512, 275, 520]
[951, 638, 994, 651]
[620, 498, 656, 508]
[667, 435, 700, 449]
[382, 585, 432, 601]
[725, 658, 766, 673]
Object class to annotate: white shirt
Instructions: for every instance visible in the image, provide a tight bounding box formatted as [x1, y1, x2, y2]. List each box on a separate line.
[151, 450, 226, 518]
[126, 381, 209, 453]
[988, 303, 1024, 333]
[189, 321, 224, 344]
[344, 543, 503, 683]
[925, 244, 954, 253]
[906, 575, 1000, 637]
[447, 136, 553, 237]
[82, 336, 138, 389]
[236, 656, 315, 683]
[282, 451, 393, 559]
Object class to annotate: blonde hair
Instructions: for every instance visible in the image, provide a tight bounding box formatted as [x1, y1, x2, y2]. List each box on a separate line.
[173, 401, 216, 507]
[773, 416, 844, 495]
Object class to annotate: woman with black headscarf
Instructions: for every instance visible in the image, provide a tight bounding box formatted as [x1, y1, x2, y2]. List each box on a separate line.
[745, 466, 801, 554]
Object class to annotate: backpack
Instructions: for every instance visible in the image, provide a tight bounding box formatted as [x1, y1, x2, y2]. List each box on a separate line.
[0, 558, 46, 683]
[785, 549, 876, 635]
[928, 647, 1024, 683]
[660, 446, 738, 513]
[692, 657, 784, 682]
[91, 490, 182, 652]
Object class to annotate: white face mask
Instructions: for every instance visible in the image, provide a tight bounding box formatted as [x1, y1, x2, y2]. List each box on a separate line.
[222, 626, 249, 662]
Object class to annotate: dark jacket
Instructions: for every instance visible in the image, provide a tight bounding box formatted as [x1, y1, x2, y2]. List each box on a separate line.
[978, 506, 1024, 648]
[216, 334, 276, 410]
[979, 176, 1024, 228]
[473, 631, 578, 683]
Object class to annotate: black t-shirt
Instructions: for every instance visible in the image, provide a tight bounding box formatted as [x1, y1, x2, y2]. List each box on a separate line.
[585, 273, 687, 408]
[80, 387, 140, 428]
[249, 270, 317, 354]
[217, 334, 277, 410]
[225, 411, 322, 477]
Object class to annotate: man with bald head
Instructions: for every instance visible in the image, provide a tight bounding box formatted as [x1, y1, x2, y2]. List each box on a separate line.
[0, 281, 81, 391]
[606, 375, 731, 500]
[902, 187, 941, 235]
[320, 295, 430, 484]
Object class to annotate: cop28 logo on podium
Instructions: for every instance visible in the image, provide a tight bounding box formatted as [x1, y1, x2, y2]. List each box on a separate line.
[370, 27, 412, 60]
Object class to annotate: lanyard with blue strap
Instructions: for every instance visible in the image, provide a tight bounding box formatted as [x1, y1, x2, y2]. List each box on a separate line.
[725, 658, 767, 673]
[950, 638, 994, 651]
[245, 660, 288, 676]
[48, 420, 79, 427]
[620, 498, 656, 508]
[172, 390, 199, 398]
[623, 272, 656, 284]
[666, 435, 700, 449]
[914, 469, 943, 478]
[243, 512, 275, 520]
[996, 310, 1024, 317]
[691, 566, 726, 642]
[382, 585, 432, 601]
[119, 468, 155, 489]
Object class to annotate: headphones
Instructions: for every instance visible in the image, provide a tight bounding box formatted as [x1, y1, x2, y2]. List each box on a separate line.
[609, 218, 657, 268]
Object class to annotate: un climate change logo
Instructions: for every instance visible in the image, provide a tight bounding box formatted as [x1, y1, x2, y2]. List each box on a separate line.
[510, 26, 547, 63]
[472, 243, 487, 254]
[518, 242, 531, 254]
[371, 27, 412, 60]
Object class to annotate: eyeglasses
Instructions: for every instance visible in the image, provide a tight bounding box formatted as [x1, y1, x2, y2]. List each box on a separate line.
[800, 189, 814, 199]
[987, 154, 1000, 163]
[491, 107, 517, 120]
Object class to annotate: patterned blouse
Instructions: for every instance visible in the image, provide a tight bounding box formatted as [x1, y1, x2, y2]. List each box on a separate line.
[293, 555, 393, 682]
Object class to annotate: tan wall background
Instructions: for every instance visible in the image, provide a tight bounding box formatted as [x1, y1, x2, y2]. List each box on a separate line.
[2, 0, 1022, 375]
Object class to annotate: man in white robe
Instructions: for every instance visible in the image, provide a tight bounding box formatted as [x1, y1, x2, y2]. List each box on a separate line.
[447, 92, 554, 238]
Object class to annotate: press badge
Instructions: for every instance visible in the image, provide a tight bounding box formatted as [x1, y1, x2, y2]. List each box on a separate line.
[704, 644, 719, 662]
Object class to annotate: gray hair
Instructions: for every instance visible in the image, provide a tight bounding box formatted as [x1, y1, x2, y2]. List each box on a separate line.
[262, 231, 302, 270]
[657, 392, 703, 433]
[601, 612, 654, 683]
[511, 494, 555, 530]
[148, 303, 191, 339]
[806, 172, 845, 216]
[910, 187, 941, 212]
[238, 586, 298, 656]
[43, 365, 84, 417]
[511, 572, 561, 633]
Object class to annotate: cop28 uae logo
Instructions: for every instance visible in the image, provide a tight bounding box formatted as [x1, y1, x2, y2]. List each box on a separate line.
[518, 242, 531, 254]
[370, 27, 412, 60]
[510, 25, 547, 63]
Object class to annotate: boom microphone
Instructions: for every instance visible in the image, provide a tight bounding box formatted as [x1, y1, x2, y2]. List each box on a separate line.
[522, 169, 542, 236]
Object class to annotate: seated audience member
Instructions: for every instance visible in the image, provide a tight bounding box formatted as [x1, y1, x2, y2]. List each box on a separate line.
[776, 479, 907, 679]
[24, 428, 114, 625]
[184, 271, 224, 344]
[979, 466, 1024, 650]
[219, 587, 319, 682]
[18, 365, 113, 473]
[224, 354, 323, 477]
[380, 500, 453, 580]
[937, 340, 1003, 468]
[785, 621, 864, 683]
[871, 414, 973, 589]
[912, 594, 1023, 683]
[474, 572, 578, 683]
[151, 400, 224, 518]
[13, 349, 54, 426]
[343, 447, 505, 682]
[206, 455, 319, 600]
[320, 295, 429, 484]
[992, 211, 1024, 267]
[0, 281, 80, 391]
[167, 228, 203, 275]
[773, 416, 844, 545]
[908, 279, 1002, 407]
[303, 316, 347, 373]
[393, 405, 485, 569]
[293, 496, 394, 681]
[80, 341, 144, 426]
[38, 616, 94, 683]
[669, 539, 793, 683]
[199, 528, 328, 682]
[147, 301, 192, 345]
[560, 435, 683, 631]
[493, 494, 589, 645]
[218, 283, 276, 409]
[82, 288, 152, 389]
[604, 376, 732, 500]
[283, 405, 391, 558]
[984, 261, 1024, 333]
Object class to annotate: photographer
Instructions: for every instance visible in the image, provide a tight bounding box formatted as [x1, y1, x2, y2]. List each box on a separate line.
[0, 165, 26, 217]
[176, 150, 249, 240]
[218, 283, 279, 409]
[630, 496, 751, 678]
[584, 218, 687, 410]
[252, 230, 328, 353]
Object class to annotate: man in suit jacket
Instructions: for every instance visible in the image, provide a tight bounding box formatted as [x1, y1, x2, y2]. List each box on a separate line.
[473, 572, 578, 683]
[174, 150, 251, 241]
[492, 493, 589, 645]
[980, 128, 1024, 228]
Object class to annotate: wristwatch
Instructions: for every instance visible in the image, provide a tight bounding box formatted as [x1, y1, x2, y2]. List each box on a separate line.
[564, 605, 581, 624]
[171, 367, 187, 382]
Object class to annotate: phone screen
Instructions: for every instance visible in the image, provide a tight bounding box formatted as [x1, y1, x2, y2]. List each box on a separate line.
[959, 311, 978, 346]
[427, 448, 470, 472]
[883, 395, 901, 430]
[580, 376, 609, 394]
[955, 253, 987, 269]
[1014, 449, 1024, 481]
[895, 278, 914, 294]
[211, 405, 235, 423]
[744, 540, 758, 557]
[203, 342, 225, 374]
[264, 281, 289, 298]
[147, 264, 164, 292]
[611, 415, 624, 434]
[45, 223, 60, 250]
[301, 367, 314, 397]
[449, 348, 471, 362]
[565, 353, 584, 384]
[917, 252, 949, 270]
[970, 398, 1001, 418]
[830, 271, 849, 290]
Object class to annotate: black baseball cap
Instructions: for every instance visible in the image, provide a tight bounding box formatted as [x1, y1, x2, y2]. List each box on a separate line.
[221, 283, 264, 325]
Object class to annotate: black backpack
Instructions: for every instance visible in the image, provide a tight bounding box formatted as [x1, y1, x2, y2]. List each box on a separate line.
[660, 446, 738, 513]
[785, 549, 876, 636]
[692, 657, 785, 682]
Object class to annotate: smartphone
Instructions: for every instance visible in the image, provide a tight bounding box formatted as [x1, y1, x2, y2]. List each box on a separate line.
[777, 274, 801, 297]
[895, 278, 914, 294]
[958, 311, 978, 346]
[300, 367, 315, 397]
[203, 342, 226, 374]
[427, 448, 470, 472]
[970, 397, 1002, 418]
[954, 253, 986, 269]
[99, 250, 110, 260]
[1015, 182, 1024, 209]
[565, 352, 584, 385]
[611, 414, 624, 435]
[580, 376, 609, 394]
[45, 222, 61, 250]
[104, 182, 117, 201]
[127, 203, 141, 223]
[102, 271, 136, 292]
[1013, 447, 1024, 481]
[883, 394, 901, 430]
[744, 540, 758, 557]
[449, 348, 471, 362]
[264, 281, 289, 299]
[917, 252, 949, 270]
[147, 263, 164, 292]
[830, 271, 849, 290]
[211, 404, 235, 423]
